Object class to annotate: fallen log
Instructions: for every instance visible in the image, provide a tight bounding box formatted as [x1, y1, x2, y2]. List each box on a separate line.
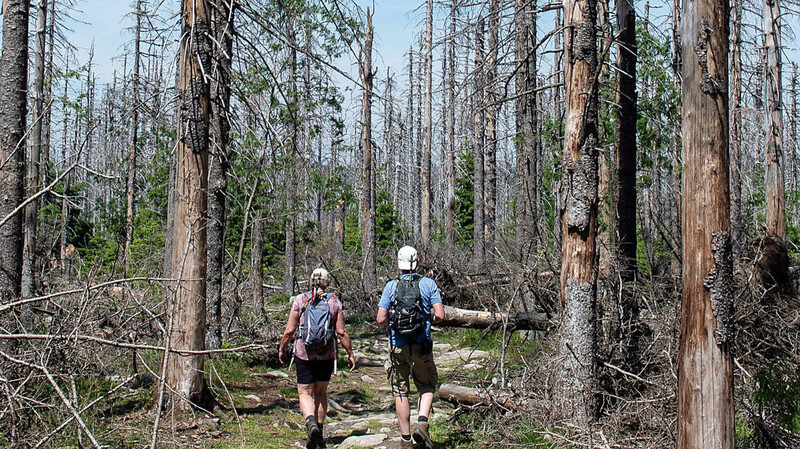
[438, 383, 515, 410]
[440, 306, 551, 331]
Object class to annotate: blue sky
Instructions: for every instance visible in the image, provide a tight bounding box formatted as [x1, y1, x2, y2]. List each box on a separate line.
[69, 0, 422, 85]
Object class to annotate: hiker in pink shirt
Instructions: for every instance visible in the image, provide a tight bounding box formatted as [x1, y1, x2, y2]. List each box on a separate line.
[279, 268, 356, 449]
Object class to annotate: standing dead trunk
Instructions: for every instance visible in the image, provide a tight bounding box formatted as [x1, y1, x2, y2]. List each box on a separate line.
[421, 0, 433, 244]
[555, 0, 600, 423]
[729, 0, 743, 262]
[676, 0, 734, 443]
[0, 0, 30, 299]
[166, 0, 213, 411]
[473, 18, 486, 267]
[22, 0, 48, 299]
[206, 0, 234, 350]
[614, 0, 640, 371]
[764, 0, 785, 241]
[484, 0, 499, 263]
[361, 10, 377, 294]
[124, 0, 142, 279]
[514, 0, 538, 262]
[252, 210, 264, 318]
[283, 10, 298, 297]
[446, 0, 457, 249]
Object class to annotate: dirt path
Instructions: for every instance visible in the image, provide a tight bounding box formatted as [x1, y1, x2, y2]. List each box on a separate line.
[212, 334, 490, 449]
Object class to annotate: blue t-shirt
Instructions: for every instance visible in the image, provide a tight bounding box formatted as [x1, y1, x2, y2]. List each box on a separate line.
[379, 273, 442, 346]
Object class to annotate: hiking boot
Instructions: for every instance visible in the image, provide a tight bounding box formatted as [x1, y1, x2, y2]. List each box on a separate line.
[399, 437, 414, 449]
[412, 423, 433, 449]
[305, 421, 321, 449]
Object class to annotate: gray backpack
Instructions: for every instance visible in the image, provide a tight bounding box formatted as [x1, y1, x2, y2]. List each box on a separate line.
[299, 292, 334, 348]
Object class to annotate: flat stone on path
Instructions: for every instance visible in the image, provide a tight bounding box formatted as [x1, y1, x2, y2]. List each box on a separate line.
[361, 374, 376, 383]
[337, 433, 387, 448]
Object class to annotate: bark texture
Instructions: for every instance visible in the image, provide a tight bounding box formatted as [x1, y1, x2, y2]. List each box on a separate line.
[360, 10, 377, 293]
[764, 0, 785, 241]
[472, 18, 486, 267]
[555, 0, 600, 422]
[729, 0, 743, 261]
[166, 0, 213, 411]
[22, 0, 48, 299]
[0, 0, 30, 300]
[677, 0, 734, 443]
[514, 0, 539, 261]
[614, 0, 640, 371]
[445, 0, 457, 249]
[484, 0, 499, 262]
[206, 0, 234, 350]
[421, 0, 433, 244]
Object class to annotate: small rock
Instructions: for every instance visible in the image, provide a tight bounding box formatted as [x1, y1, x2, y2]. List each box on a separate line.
[245, 394, 261, 402]
[432, 343, 453, 352]
[338, 434, 387, 449]
[253, 370, 289, 379]
[361, 374, 376, 383]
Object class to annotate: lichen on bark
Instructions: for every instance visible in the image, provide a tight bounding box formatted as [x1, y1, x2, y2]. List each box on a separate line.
[564, 135, 599, 233]
[703, 231, 734, 345]
[694, 19, 725, 95]
[571, 19, 597, 64]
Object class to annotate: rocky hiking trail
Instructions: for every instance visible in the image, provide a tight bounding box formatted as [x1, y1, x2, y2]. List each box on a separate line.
[210, 333, 491, 449]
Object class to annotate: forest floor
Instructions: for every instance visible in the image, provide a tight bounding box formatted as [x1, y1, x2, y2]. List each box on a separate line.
[112, 328, 507, 449]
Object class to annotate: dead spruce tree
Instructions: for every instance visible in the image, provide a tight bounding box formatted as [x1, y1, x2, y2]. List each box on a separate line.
[676, 0, 734, 444]
[165, 0, 214, 411]
[555, 0, 601, 423]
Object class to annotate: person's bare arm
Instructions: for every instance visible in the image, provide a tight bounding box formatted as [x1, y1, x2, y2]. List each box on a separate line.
[432, 302, 445, 324]
[278, 309, 299, 364]
[335, 310, 356, 370]
[376, 306, 389, 325]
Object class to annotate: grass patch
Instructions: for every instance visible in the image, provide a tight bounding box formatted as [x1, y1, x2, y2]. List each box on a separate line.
[280, 387, 299, 398]
[214, 413, 305, 449]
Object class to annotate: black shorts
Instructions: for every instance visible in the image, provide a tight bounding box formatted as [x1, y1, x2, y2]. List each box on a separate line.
[295, 358, 335, 384]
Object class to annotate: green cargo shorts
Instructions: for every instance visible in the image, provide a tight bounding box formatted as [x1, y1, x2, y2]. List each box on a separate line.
[385, 342, 438, 397]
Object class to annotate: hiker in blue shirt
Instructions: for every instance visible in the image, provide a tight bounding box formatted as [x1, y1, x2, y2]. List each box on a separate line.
[377, 246, 445, 449]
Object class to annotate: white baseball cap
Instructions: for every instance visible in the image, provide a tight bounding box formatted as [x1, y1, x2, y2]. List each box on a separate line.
[397, 246, 418, 271]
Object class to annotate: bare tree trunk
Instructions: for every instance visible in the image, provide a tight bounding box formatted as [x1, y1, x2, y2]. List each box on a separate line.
[555, 0, 600, 423]
[514, 0, 538, 262]
[446, 0, 457, 249]
[361, 10, 377, 293]
[671, 0, 683, 283]
[764, 0, 785, 241]
[0, 0, 30, 299]
[206, 0, 234, 350]
[252, 210, 264, 318]
[421, 0, 433, 244]
[473, 18, 486, 267]
[729, 0, 743, 262]
[676, 0, 734, 443]
[615, 0, 640, 371]
[124, 0, 142, 278]
[484, 0, 499, 263]
[41, 0, 55, 191]
[22, 0, 48, 299]
[407, 46, 415, 230]
[283, 10, 298, 297]
[166, 0, 213, 411]
[60, 63, 71, 275]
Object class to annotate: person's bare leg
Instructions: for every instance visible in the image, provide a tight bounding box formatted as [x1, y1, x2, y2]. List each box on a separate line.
[313, 381, 329, 423]
[395, 396, 411, 435]
[418, 391, 434, 418]
[298, 384, 315, 418]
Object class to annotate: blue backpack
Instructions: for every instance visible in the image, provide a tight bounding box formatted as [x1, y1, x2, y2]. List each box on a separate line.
[299, 292, 334, 348]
